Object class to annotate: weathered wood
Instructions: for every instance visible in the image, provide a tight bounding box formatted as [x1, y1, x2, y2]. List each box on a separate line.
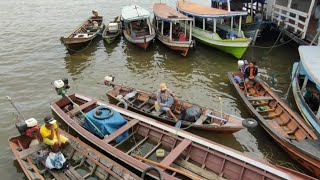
[68, 168, 85, 180]
[175, 159, 226, 180]
[247, 96, 273, 101]
[133, 155, 202, 180]
[64, 169, 78, 180]
[194, 115, 207, 125]
[18, 143, 44, 159]
[126, 136, 148, 155]
[160, 139, 192, 166]
[103, 119, 139, 144]
[69, 100, 97, 116]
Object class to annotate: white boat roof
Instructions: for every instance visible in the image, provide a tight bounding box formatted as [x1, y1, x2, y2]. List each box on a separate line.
[176, 1, 247, 18]
[299, 46, 320, 85]
[153, 3, 192, 21]
[121, 5, 150, 21]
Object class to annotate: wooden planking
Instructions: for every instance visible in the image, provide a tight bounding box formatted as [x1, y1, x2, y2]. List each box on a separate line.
[18, 143, 44, 159]
[69, 100, 97, 115]
[247, 96, 273, 101]
[174, 159, 226, 180]
[103, 119, 139, 144]
[194, 115, 208, 125]
[160, 139, 192, 167]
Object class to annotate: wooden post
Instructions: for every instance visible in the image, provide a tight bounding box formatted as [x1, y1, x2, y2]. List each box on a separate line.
[161, 21, 164, 35]
[213, 19, 216, 33]
[203, 18, 205, 30]
[227, 0, 230, 12]
[238, 16, 242, 37]
[193, 17, 195, 26]
[250, 0, 253, 19]
[285, 0, 292, 28]
[156, 19, 158, 30]
[303, 0, 316, 39]
[170, 21, 172, 41]
[231, 17, 234, 31]
[184, 20, 187, 35]
[316, 105, 320, 120]
[189, 21, 192, 41]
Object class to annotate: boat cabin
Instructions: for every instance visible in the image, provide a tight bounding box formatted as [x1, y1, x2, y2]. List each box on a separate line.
[177, 1, 248, 40]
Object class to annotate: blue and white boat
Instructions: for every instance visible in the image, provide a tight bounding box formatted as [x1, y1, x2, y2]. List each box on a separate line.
[292, 45, 320, 135]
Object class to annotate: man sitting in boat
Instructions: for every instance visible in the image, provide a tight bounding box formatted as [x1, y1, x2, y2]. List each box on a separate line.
[40, 115, 69, 152]
[243, 61, 258, 87]
[156, 83, 179, 121]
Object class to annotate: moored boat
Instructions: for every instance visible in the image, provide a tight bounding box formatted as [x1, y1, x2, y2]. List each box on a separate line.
[50, 80, 316, 180]
[228, 70, 320, 178]
[9, 126, 140, 180]
[121, 5, 155, 50]
[176, 1, 251, 59]
[60, 11, 104, 53]
[103, 77, 256, 133]
[153, 3, 194, 56]
[292, 46, 320, 135]
[102, 16, 122, 44]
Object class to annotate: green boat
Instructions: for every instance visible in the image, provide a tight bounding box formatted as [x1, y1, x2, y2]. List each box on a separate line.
[177, 1, 251, 59]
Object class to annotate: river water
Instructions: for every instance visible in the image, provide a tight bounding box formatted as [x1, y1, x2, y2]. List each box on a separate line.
[0, 0, 307, 179]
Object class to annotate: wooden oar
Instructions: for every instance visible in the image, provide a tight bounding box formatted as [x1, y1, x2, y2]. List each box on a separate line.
[133, 155, 202, 180]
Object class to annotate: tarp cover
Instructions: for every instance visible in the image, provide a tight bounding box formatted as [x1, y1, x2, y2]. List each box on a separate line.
[121, 5, 150, 21]
[299, 46, 320, 90]
[84, 105, 128, 143]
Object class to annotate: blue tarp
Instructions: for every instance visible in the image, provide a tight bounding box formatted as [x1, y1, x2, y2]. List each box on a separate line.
[84, 105, 128, 143]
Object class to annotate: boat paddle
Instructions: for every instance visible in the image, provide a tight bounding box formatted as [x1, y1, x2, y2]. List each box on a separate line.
[6, 96, 25, 120]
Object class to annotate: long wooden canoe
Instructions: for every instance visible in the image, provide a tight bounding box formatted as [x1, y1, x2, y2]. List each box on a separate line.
[9, 129, 140, 180]
[104, 82, 250, 133]
[51, 93, 316, 180]
[228, 71, 320, 178]
[60, 15, 104, 53]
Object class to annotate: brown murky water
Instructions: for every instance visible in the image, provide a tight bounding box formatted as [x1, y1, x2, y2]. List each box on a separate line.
[0, 0, 307, 179]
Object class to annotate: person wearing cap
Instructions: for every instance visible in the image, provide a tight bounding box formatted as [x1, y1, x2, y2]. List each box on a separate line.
[156, 83, 179, 121]
[92, 10, 99, 17]
[243, 61, 258, 88]
[40, 115, 69, 152]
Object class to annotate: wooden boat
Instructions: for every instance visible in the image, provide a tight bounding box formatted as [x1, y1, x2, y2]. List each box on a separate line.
[51, 93, 316, 180]
[60, 12, 104, 53]
[153, 3, 193, 56]
[9, 129, 141, 180]
[103, 80, 254, 133]
[121, 5, 155, 50]
[176, 1, 251, 59]
[228, 71, 320, 178]
[102, 16, 122, 44]
[292, 46, 320, 135]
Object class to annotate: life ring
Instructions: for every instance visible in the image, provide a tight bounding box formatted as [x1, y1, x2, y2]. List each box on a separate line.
[93, 107, 114, 120]
[116, 101, 128, 109]
[242, 118, 258, 128]
[141, 166, 163, 180]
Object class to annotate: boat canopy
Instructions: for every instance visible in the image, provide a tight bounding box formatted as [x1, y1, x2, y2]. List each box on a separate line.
[153, 3, 192, 22]
[299, 46, 320, 90]
[121, 5, 150, 21]
[177, 1, 247, 18]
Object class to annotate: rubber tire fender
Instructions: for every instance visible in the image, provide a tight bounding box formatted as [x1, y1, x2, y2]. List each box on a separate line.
[242, 118, 258, 128]
[141, 166, 163, 180]
[93, 107, 114, 120]
[116, 101, 128, 109]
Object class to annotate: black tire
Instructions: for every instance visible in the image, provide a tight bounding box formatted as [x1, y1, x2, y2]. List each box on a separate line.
[141, 166, 163, 180]
[116, 101, 128, 109]
[93, 107, 114, 120]
[242, 118, 258, 128]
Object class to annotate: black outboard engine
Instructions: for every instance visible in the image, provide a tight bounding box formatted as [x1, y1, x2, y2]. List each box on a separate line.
[54, 78, 70, 96]
[104, 75, 115, 86]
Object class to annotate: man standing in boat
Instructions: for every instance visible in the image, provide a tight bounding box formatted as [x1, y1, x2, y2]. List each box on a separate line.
[40, 115, 69, 152]
[156, 83, 179, 121]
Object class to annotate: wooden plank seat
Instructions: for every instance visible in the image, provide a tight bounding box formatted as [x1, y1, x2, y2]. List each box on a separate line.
[69, 100, 97, 116]
[247, 96, 273, 101]
[194, 115, 208, 125]
[103, 119, 139, 144]
[19, 143, 46, 159]
[267, 120, 294, 139]
[160, 139, 192, 168]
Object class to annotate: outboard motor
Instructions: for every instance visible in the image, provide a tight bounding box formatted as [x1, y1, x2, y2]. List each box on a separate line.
[54, 78, 70, 96]
[238, 60, 248, 73]
[15, 118, 40, 138]
[104, 75, 115, 86]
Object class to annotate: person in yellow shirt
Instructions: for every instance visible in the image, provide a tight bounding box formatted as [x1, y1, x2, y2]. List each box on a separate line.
[40, 115, 69, 152]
